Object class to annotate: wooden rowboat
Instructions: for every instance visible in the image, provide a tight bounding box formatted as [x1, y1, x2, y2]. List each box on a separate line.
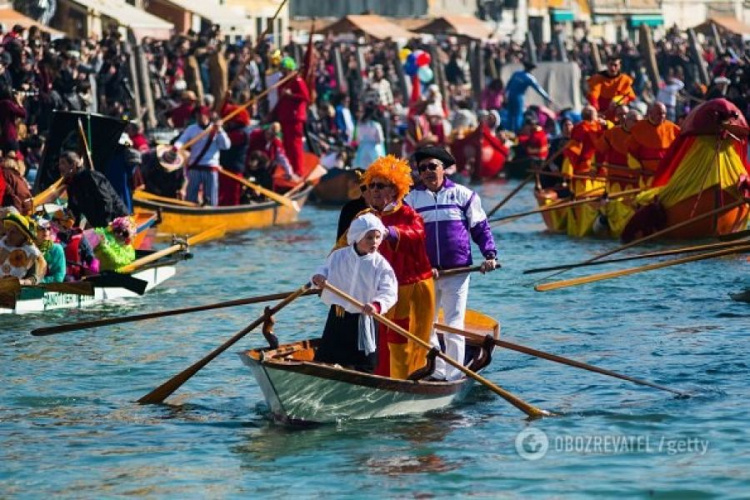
[239, 310, 499, 425]
[132, 185, 313, 236]
[312, 167, 360, 205]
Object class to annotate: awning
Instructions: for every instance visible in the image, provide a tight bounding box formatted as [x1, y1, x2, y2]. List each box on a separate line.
[412, 15, 495, 41]
[159, 0, 251, 34]
[694, 17, 750, 37]
[70, 0, 173, 39]
[629, 14, 663, 27]
[0, 6, 64, 37]
[550, 9, 575, 23]
[320, 15, 414, 41]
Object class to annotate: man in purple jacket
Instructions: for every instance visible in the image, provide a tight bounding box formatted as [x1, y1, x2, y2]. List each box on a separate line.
[404, 146, 498, 380]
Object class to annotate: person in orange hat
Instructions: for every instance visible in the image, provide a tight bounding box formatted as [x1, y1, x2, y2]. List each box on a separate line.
[335, 155, 434, 380]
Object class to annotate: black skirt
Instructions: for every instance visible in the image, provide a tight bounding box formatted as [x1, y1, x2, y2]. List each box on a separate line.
[314, 306, 377, 373]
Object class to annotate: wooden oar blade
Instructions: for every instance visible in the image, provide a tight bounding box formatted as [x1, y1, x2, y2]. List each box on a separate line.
[38, 281, 95, 296]
[535, 243, 750, 292]
[187, 225, 227, 246]
[137, 283, 311, 405]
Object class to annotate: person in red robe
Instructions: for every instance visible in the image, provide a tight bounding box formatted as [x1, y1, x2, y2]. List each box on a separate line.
[218, 94, 252, 206]
[274, 57, 310, 177]
[168, 90, 197, 129]
[245, 122, 294, 193]
[335, 156, 435, 380]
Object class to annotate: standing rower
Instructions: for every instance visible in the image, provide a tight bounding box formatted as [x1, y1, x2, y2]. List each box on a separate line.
[404, 146, 498, 380]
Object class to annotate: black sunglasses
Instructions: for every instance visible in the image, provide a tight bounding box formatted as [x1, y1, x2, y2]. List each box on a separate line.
[418, 162, 441, 173]
[368, 182, 392, 190]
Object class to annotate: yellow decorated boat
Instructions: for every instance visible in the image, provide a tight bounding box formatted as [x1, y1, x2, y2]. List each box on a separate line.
[132, 186, 313, 236]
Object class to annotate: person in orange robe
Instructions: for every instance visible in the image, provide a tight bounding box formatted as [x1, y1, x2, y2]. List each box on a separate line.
[562, 105, 608, 194]
[335, 156, 435, 380]
[587, 56, 636, 119]
[627, 103, 681, 185]
[596, 108, 641, 191]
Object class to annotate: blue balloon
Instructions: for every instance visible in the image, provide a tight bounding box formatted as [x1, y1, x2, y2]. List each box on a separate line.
[418, 65, 434, 83]
[404, 61, 418, 77]
[406, 53, 417, 66]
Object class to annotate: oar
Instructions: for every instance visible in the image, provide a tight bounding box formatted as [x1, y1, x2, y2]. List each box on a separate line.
[218, 169, 300, 212]
[117, 226, 225, 274]
[535, 243, 750, 292]
[33, 177, 66, 207]
[322, 282, 550, 419]
[85, 272, 149, 295]
[435, 265, 485, 278]
[284, 164, 328, 198]
[719, 228, 750, 242]
[486, 174, 535, 218]
[434, 323, 688, 397]
[77, 118, 95, 170]
[133, 190, 200, 207]
[32, 288, 320, 336]
[524, 239, 750, 274]
[180, 72, 297, 151]
[0, 278, 21, 295]
[538, 198, 749, 282]
[137, 283, 310, 404]
[33, 281, 95, 296]
[489, 188, 641, 225]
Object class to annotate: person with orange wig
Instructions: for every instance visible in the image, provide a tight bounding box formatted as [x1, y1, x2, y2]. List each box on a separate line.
[336, 155, 435, 379]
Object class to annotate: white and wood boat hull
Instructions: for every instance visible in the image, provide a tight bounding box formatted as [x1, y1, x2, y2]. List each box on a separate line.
[1, 266, 176, 315]
[241, 354, 475, 424]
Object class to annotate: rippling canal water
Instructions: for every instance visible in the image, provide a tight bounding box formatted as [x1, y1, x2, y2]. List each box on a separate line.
[2, 180, 749, 497]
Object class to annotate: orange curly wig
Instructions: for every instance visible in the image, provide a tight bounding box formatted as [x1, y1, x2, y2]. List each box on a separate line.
[362, 155, 413, 201]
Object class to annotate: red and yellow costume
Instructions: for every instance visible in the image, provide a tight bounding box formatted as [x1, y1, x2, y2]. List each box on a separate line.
[586, 71, 636, 114]
[627, 120, 681, 185]
[562, 120, 607, 194]
[595, 125, 638, 192]
[335, 156, 435, 379]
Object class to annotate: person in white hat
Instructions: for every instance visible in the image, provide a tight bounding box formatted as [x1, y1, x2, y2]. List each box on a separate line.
[312, 213, 398, 372]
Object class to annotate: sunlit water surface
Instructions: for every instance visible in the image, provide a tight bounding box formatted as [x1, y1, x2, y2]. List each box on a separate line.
[2, 180, 749, 497]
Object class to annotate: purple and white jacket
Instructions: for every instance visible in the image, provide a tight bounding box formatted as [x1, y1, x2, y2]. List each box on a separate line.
[404, 179, 497, 269]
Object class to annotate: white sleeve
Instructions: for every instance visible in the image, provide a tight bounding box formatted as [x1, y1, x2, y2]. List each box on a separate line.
[465, 190, 488, 228]
[311, 251, 335, 288]
[372, 260, 398, 314]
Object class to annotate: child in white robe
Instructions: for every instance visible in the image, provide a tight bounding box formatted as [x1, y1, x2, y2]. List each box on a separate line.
[312, 213, 398, 372]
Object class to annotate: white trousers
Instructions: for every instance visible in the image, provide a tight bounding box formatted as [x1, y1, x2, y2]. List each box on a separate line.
[431, 273, 470, 380]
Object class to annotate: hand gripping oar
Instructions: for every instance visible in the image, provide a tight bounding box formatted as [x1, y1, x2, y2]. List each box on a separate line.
[535, 243, 750, 292]
[117, 226, 225, 274]
[322, 282, 550, 419]
[523, 239, 750, 274]
[537, 198, 749, 283]
[180, 72, 297, 151]
[218, 169, 300, 212]
[434, 323, 688, 397]
[138, 283, 311, 404]
[486, 174, 535, 218]
[32, 288, 320, 336]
